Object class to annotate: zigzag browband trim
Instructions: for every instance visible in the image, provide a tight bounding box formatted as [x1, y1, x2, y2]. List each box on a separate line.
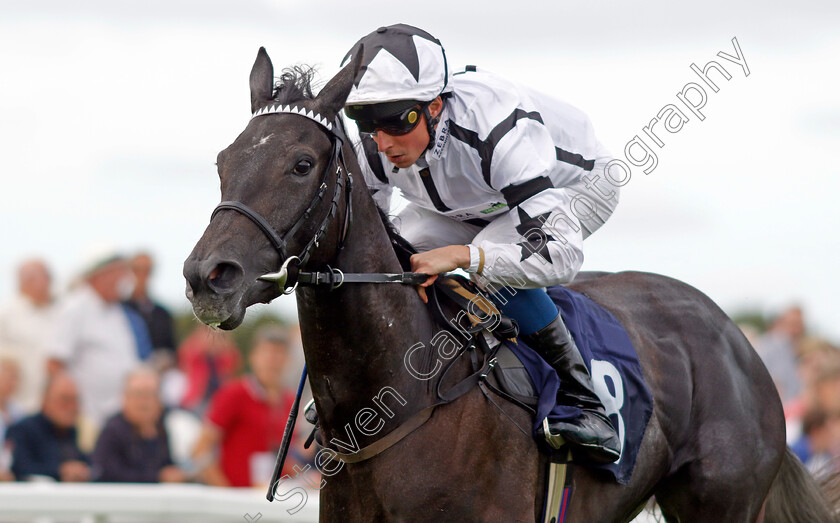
[251, 104, 333, 131]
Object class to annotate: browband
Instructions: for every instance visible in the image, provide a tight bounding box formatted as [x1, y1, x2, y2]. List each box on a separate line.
[252, 103, 334, 132]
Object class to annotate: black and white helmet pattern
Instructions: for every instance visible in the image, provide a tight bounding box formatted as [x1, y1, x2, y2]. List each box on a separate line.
[342, 24, 451, 105]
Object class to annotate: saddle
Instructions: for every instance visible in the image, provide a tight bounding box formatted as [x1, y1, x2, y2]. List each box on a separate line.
[302, 216, 558, 452]
[302, 274, 572, 523]
[301, 222, 652, 520]
[432, 275, 540, 411]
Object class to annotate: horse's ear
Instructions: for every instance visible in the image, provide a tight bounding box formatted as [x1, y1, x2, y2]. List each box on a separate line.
[314, 44, 364, 117]
[250, 47, 274, 113]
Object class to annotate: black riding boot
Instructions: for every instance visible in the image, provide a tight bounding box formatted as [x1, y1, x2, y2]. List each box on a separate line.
[523, 314, 621, 464]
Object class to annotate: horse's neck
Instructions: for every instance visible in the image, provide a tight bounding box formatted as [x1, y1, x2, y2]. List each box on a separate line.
[296, 184, 440, 440]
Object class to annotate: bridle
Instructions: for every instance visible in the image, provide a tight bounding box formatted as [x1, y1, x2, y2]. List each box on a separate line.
[225, 104, 502, 503]
[210, 102, 426, 294]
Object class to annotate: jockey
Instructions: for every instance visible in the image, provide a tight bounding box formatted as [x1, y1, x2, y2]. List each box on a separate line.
[342, 24, 621, 464]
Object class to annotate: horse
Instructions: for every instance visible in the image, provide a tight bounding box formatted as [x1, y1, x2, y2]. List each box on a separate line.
[183, 48, 837, 522]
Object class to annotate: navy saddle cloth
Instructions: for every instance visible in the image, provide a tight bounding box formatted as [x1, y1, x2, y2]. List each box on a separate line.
[499, 285, 653, 485]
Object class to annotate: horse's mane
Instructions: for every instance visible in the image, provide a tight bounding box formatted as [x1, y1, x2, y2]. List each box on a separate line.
[375, 206, 417, 272]
[273, 66, 477, 382]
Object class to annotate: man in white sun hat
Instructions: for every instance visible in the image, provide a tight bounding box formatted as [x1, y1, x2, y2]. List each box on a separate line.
[46, 251, 150, 431]
[343, 24, 621, 463]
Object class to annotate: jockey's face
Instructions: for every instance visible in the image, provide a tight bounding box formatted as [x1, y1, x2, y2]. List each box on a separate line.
[371, 97, 443, 169]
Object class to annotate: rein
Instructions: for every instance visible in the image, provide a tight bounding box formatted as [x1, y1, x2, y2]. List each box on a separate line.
[219, 104, 509, 500]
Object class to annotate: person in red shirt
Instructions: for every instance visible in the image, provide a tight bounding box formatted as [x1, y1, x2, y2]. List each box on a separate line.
[191, 325, 295, 487]
[178, 325, 241, 414]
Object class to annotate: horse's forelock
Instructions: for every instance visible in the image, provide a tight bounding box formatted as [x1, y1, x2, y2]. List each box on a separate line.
[272, 65, 318, 104]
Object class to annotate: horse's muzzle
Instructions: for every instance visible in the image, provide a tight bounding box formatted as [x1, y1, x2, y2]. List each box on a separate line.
[184, 255, 245, 298]
[183, 254, 250, 328]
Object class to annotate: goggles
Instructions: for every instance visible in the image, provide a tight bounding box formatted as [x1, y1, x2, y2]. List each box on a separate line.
[349, 103, 427, 136]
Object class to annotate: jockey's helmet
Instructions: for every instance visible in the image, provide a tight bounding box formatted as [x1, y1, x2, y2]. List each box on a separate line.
[342, 24, 450, 140]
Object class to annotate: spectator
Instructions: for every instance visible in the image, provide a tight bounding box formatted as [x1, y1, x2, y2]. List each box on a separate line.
[797, 338, 840, 395]
[0, 357, 25, 440]
[191, 325, 295, 487]
[5, 373, 89, 482]
[149, 350, 187, 409]
[813, 360, 840, 420]
[791, 407, 836, 476]
[0, 442, 11, 482]
[0, 258, 56, 412]
[0, 357, 25, 481]
[179, 325, 241, 414]
[125, 252, 176, 355]
[799, 360, 840, 475]
[46, 253, 149, 429]
[91, 367, 187, 483]
[780, 338, 836, 431]
[755, 306, 805, 405]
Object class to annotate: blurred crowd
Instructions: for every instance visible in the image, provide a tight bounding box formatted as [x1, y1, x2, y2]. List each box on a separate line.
[741, 306, 840, 478]
[1, 252, 838, 488]
[0, 253, 308, 488]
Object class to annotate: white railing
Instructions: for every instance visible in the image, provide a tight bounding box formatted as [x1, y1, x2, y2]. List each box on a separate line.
[0, 482, 662, 522]
[0, 482, 319, 523]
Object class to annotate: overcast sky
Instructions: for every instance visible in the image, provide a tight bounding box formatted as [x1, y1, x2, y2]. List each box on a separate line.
[1, 1, 838, 342]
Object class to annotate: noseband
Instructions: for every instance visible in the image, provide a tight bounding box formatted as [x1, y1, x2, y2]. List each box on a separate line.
[209, 103, 426, 293]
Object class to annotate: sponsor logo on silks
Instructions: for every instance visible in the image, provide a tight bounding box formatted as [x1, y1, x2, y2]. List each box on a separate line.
[431, 120, 450, 160]
[480, 202, 508, 214]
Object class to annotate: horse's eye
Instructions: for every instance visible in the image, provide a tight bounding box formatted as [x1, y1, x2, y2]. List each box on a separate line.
[293, 160, 312, 176]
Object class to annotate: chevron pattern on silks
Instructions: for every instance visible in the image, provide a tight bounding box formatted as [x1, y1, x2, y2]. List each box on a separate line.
[251, 104, 333, 131]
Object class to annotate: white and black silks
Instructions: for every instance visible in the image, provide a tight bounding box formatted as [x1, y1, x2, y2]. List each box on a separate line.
[352, 67, 620, 289]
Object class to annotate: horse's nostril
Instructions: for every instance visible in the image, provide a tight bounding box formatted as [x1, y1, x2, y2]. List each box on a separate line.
[206, 261, 244, 294]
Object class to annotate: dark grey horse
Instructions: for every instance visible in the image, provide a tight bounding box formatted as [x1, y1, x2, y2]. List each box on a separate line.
[184, 48, 837, 522]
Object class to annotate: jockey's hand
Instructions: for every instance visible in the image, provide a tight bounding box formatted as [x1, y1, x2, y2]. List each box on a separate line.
[410, 245, 471, 304]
